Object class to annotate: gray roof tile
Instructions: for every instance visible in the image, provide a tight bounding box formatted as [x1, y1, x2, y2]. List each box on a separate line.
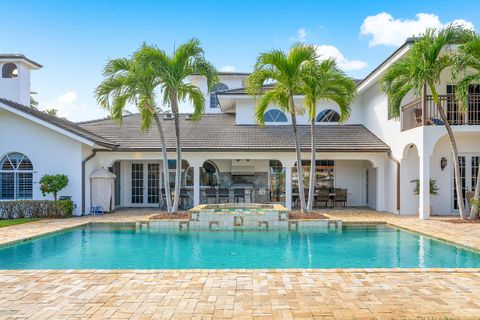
[79, 113, 389, 152]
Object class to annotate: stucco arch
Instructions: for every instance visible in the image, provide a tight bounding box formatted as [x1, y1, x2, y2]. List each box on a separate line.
[400, 143, 419, 215]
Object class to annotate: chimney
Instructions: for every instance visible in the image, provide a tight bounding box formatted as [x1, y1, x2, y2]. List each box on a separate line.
[0, 54, 42, 106]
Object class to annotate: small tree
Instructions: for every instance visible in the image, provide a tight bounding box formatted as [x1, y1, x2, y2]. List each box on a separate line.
[39, 174, 69, 201]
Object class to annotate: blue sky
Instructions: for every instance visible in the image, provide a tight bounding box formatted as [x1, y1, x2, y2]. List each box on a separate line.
[1, 0, 479, 121]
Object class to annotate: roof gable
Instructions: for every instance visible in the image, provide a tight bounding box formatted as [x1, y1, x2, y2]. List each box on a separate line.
[0, 98, 117, 149]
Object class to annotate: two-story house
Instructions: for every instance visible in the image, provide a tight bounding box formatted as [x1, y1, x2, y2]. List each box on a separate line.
[1, 40, 479, 219]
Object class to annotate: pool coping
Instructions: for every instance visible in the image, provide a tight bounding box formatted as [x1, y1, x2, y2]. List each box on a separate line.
[1, 267, 480, 273]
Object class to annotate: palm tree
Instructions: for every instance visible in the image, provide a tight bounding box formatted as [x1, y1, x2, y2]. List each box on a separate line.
[135, 39, 217, 213]
[44, 108, 58, 116]
[453, 32, 480, 219]
[95, 53, 173, 212]
[381, 25, 472, 219]
[246, 43, 317, 213]
[301, 59, 357, 212]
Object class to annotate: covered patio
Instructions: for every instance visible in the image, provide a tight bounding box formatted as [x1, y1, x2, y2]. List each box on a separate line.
[87, 151, 389, 212]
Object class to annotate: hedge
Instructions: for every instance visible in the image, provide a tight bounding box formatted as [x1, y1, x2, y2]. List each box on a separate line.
[0, 200, 74, 219]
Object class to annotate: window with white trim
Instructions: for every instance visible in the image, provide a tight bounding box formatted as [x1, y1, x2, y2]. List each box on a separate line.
[210, 83, 229, 108]
[264, 109, 288, 123]
[316, 109, 340, 122]
[0, 152, 34, 200]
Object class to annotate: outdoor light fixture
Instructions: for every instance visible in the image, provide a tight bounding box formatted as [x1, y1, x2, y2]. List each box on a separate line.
[441, 157, 447, 171]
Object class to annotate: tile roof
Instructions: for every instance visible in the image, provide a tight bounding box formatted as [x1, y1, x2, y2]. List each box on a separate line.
[0, 98, 117, 149]
[78, 113, 389, 152]
[216, 80, 363, 96]
[0, 54, 43, 68]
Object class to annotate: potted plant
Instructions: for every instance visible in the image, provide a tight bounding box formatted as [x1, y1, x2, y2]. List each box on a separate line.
[411, 179, 439, 214]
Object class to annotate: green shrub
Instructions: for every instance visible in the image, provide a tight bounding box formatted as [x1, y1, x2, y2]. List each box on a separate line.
[57, 200, 74, 216]
[470, 198, 480, 210]
[0, 200, 74, 219]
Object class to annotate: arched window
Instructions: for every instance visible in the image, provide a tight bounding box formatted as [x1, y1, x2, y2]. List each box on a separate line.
[0, 152, 34, 200]
[210, 83, 229, 109]
[264, 109, 288, 123]
[185, 160, 219, 187]
[316, 109, 340, 123]
[2, 63, 18, 78]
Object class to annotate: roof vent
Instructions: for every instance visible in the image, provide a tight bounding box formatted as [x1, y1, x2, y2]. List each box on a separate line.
[163, 114, 174, 120]
[185, 114, 192, 121]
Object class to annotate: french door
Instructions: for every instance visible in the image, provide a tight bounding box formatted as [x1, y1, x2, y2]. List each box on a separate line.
[454, 155, 480, 211]
[131, 162, 161, 206]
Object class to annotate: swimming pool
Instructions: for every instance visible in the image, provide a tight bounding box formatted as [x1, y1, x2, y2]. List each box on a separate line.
[1, 224, 479, 269]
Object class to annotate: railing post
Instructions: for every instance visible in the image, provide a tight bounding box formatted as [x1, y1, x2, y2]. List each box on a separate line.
[422, 85, 426, 125]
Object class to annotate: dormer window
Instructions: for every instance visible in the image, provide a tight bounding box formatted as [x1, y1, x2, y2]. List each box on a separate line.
[210, 83, 228, 108]
[264, 109, 288, 123]
[316, 109, 340, 123]
[2, 63, 18, 78]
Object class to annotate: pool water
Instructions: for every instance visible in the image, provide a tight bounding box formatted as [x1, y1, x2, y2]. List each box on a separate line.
[0, 224, 479, 269]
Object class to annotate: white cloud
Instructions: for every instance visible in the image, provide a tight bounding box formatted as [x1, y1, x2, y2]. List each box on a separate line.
[56, 91, 77, 104]
[40, 91, 108, 122]
[298, 28, 307, 42]
[361, 12, 475, 47]
[219, 65, 236, 72]
[315, 45, 367, 71]
[292, 27, 307, 42]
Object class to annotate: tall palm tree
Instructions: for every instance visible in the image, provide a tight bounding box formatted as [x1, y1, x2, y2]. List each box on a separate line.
[95, 54, 173, 212]
[246, 43, 317, 213]
[301, 59, 357, 212]
[135, 39, 217, 213]
[453, 32, 480, 219]
[381, 25, 472, 219]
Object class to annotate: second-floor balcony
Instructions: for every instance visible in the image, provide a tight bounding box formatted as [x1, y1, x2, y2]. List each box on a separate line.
[401, 94, 480, 131]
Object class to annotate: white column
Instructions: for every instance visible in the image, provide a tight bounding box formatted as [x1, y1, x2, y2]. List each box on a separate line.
[193, 165, 200, 207]
[418, 150, 431, 219]
[375, 164, 386, 211]
[285, 166, 292, 210]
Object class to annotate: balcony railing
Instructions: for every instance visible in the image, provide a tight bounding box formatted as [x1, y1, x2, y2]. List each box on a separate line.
[401, 94, 480, 131]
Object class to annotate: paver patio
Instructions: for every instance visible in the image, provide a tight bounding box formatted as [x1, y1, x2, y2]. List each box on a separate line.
[1, 209, 480, 319]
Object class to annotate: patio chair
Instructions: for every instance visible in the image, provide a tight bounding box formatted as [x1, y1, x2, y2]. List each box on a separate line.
[205, 188, 217, 204]
[315, 190, 330, 208]
[179, 188, 190, 210]
[234, 188, 245, 203]
[218, 188, 230, 203]
[413, 109, 423, 126]
[334, 189, 347, 207]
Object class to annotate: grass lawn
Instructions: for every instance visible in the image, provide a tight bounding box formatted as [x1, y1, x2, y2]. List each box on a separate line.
[0, 218, 39, 228]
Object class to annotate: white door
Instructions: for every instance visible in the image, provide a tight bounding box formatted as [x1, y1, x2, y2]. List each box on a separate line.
[454, 155, 479, 211]
[130, 162, 161, 206]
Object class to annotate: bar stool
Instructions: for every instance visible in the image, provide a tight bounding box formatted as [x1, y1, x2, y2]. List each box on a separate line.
[234, 188, 245, 203]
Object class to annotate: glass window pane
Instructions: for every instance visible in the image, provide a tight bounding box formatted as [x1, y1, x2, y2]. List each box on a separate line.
[0, 172, 15, 200]
[17, 172, 33, 199]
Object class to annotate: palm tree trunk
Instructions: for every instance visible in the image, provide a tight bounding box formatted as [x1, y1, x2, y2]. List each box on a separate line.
[469, 164, 480, 219]
[307, 117, 316, 212]
[153, 113, 172, 213]
[171, 93, 182, 213]
[290, 96, 307, 213]
[432, 87, 466, 219]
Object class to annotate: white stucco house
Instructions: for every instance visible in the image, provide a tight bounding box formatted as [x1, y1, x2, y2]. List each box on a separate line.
[1, 41, 479, 219]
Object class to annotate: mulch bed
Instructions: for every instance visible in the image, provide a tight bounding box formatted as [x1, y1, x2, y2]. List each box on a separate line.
[149, 212, 191, 220]
[445, 218, 480, 224]
[288, 212, 329, 220]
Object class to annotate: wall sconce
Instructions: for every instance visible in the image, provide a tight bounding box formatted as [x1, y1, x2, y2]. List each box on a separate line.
[441, 157, 447, 171]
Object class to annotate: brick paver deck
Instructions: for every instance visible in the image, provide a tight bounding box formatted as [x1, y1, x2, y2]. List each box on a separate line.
[1, 209, 480, 319]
